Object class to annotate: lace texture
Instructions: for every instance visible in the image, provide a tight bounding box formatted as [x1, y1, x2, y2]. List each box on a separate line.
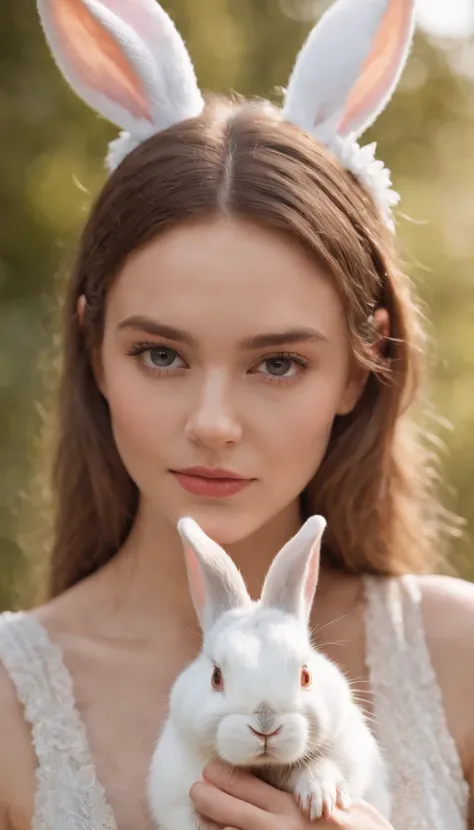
[0, 612, 118, 830]
[363, 575, 469, 830]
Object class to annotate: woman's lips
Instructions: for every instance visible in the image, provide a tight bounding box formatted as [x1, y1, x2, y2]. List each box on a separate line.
[171, 468, 253, 498]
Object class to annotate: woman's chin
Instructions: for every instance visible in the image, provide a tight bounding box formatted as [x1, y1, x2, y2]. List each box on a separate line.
[172, 502, 264, 547]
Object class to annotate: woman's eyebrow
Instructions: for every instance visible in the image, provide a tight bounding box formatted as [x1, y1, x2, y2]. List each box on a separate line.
[239, 328, 328, 349]
[118, 316, 327, 349]
[117, 316, 197, 346]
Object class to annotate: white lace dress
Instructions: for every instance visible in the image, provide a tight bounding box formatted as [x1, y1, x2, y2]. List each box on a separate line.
[0, 575, 469, 830]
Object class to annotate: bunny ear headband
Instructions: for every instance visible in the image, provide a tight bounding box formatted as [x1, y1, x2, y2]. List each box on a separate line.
[36, 0, 416, 230]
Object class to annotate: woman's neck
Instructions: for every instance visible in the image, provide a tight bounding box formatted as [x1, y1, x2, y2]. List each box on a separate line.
[55, 499, 360, 646]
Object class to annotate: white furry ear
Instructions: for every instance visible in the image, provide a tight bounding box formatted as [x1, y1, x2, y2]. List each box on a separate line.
[283, 0, 416, 143]
[177, 518, 251, 633]
[37, 0, 204, 159]
[259, 516, 326, 625]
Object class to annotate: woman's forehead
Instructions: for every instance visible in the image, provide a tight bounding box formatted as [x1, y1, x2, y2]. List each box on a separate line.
[107, 216, 346, 340]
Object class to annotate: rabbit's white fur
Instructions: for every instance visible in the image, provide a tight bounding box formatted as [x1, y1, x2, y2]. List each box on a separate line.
[148, 516, 391, 829]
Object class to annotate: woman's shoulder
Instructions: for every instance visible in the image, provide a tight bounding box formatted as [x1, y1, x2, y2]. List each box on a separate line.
[0, 604, 84, 830]
[415, 573, 474, 653]
[410, 574, 474, 698]
[413, 574, 474, 776]
[0, 660, 19, 823]
[0, 612, 35, 747]
[0, 654, 36, 830]
[416, 573, 474, 687]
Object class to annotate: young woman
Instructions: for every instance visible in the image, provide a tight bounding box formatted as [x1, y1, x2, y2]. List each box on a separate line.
[0, 0, 473, 828]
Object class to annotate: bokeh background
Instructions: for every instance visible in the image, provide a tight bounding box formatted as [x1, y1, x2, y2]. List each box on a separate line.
[1, 0, 473, 610]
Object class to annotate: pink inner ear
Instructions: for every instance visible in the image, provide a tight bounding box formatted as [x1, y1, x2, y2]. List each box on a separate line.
[338, 0, 413, 135]
[304, 545, 320, 606]
[185, 544, 206, 620]
[54, 0, 152, 121]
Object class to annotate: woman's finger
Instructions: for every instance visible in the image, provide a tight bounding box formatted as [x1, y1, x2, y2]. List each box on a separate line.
[191, 781, 270, 830]
[203, 763, 287, 813]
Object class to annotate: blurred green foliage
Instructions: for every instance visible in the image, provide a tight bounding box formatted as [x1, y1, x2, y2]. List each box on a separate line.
[1, 1, 473, 609]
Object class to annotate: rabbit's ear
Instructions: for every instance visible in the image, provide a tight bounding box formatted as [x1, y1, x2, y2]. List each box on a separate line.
[283, 0, 416, 143]
[260, 516, 326, 625]
[178, 518, 251, 633]
[37, 0, 203, 138]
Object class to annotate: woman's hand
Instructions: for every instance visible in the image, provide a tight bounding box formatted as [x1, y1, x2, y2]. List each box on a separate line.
[190, 763, 394, 830]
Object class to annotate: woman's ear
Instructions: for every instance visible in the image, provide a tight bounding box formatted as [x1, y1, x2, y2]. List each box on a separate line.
[337, 366, 369, 416]
[370, 306, 390, 354]
[337, 307, 390, 415]
[77, 294, 107, 399]
[77, 294, 86, 328]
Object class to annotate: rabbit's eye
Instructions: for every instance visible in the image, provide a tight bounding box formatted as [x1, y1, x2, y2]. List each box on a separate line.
[211, 666, 223, 691]
[301, 666, 312, 688]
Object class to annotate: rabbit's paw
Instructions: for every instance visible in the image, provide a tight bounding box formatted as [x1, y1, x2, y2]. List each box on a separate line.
[292, 762, 351, 821]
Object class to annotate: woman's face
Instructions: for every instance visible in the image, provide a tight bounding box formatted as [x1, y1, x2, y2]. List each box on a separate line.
[97, 216, 364, 544]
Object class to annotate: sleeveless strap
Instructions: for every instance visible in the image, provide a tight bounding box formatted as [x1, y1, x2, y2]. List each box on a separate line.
[363, 575, 469, 829]
[0, 611, 117, 830]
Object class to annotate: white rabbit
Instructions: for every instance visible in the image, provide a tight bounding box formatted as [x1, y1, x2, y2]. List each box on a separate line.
[148, 515, 391, 829]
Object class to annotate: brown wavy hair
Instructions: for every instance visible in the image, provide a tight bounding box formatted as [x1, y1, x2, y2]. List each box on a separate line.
[37, 97, 451, 598]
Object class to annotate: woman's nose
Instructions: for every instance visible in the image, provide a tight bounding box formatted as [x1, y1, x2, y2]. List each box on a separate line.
[184, 374, 242, 449]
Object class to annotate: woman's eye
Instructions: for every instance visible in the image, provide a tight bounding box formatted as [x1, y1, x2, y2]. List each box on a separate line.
[263, 357, 295, 376]
[127, 343, 187, 373]
[254, 353, 308, 380]
[145, 347, 182, 369]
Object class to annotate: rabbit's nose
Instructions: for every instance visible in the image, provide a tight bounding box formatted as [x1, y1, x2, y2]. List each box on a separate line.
[249, 725, 282, 740]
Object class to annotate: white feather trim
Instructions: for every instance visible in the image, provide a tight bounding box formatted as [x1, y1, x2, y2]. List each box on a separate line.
[327, 136, 400, 231]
